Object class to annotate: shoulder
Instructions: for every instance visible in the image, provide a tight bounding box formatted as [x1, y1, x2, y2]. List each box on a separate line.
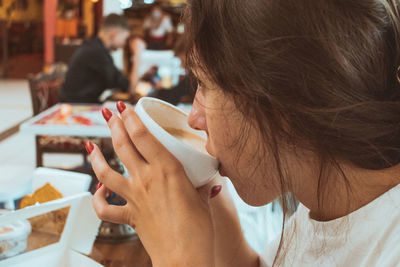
[79, 39, 104, 54]
[373, 188, 400, 263]
[367, 214, 400, 266]
[163, 14, 172, 21]
[162, 15, 173, 24]
[73, 41, 109, 63]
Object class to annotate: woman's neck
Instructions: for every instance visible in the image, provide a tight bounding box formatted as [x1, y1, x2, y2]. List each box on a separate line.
[294, 162, 400, 221]
[98, 32, 112, 50]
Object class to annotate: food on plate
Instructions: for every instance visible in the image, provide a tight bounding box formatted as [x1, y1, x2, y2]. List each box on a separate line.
[20, 183, 68, 236]
[20, 183, 63, 209]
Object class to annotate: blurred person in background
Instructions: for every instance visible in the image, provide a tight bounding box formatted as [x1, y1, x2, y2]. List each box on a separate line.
[131, 34, 195, 105]
[143, 3, 174, 50]
[149, 35, 196, 105]
[60, 14, 136, 103]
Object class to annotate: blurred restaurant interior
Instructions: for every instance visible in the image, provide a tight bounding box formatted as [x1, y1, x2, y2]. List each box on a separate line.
[0, 0, 283, 266]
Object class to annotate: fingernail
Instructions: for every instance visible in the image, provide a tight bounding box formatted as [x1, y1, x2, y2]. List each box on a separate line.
[117, 101, 126, 113]
[210, 185, 222, 199]
[102, 108, 112, 122]
[96, 182, 103, 191]
[85, 141, 94, 154]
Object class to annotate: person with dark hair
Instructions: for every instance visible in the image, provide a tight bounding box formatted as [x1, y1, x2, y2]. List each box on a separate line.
[61, 14, 136, 103]
[87, 0, 400, 266]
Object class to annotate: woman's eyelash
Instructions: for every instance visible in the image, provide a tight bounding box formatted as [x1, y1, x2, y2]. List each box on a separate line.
[197, 80, 205, 88]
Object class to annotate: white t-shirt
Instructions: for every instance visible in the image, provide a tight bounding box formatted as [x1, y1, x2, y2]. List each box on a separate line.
[143, 15, 173, 38]
[260, 184, 400, 266]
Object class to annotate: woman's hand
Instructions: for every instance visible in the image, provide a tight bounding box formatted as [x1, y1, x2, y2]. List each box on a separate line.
[87, 103, 216, 267]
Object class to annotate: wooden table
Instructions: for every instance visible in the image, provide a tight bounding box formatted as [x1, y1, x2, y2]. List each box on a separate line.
[28, 230, 152, 267]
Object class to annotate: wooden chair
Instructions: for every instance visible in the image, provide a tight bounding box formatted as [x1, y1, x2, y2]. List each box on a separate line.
[28, 69, 97, 169]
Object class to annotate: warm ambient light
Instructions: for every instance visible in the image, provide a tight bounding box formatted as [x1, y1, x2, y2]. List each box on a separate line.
[119, 0, 132, 9]
[91, 0, 99, 3]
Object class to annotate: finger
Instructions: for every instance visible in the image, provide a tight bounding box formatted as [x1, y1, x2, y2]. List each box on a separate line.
[89, 143, 130, 199]
[96, 182, 112, 198]
[120, 106, 175, 164]
[103, 107, 146, 172]
[92, 185, 129, 225]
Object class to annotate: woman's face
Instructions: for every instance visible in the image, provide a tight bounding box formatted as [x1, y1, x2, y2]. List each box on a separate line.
[188, 84, 283, 206]
[109, 29, 130, 51]
[152, 7, 162, 18]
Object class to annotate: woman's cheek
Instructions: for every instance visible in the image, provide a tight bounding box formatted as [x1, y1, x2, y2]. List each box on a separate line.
[205, 141, 215, 157]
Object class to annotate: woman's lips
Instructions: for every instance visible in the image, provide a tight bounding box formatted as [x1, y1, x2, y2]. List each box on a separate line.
[205, 142, 227, 176]
[219, 165, 227, 177]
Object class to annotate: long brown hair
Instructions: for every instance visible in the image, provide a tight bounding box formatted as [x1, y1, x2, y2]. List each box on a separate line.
[183, 0, 400, 264]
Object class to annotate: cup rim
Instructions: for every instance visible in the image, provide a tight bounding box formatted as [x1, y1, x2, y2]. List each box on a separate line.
[136, 97, 216, 159]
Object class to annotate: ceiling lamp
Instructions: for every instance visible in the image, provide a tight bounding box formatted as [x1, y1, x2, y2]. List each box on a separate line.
[119, 0, 132, 9]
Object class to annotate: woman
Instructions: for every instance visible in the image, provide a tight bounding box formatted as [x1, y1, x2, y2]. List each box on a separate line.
[143, 4, 174, 50]
[85, 0, 400, 266]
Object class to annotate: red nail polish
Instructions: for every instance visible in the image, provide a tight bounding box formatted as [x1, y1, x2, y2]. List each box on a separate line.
[117, 101, 126, 113]
[85, 141, 94, 154]
[102, 108, 112, 122]
[210, 185, 222, 198]
[96, 182, 103, 191]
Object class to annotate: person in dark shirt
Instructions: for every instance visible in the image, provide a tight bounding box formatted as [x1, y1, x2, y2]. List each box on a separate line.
[61, 14, 135, 103]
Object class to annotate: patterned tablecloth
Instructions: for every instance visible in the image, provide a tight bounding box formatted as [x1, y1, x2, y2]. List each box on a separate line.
[20, 103, 118, 137]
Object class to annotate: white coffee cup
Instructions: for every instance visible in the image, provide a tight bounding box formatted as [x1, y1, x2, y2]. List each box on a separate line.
[134, 97, 219, 187]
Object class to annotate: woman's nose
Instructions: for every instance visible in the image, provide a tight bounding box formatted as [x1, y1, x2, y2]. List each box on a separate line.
[188, 92, 207, 132]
